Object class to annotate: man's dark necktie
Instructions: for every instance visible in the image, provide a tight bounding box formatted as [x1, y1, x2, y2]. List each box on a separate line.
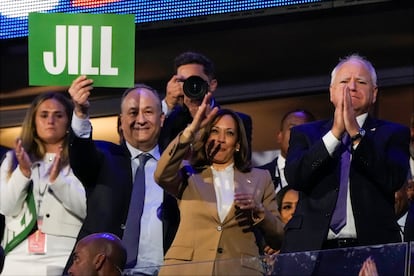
[123, 153, 151, 268]
[330, 134, 351, 234]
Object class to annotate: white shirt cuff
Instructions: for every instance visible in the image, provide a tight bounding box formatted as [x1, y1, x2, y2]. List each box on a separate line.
[71, 112, 92, 138]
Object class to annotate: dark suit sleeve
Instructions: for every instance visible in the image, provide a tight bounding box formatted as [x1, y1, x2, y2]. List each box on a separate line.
[285, 123, 336, 193]
[352, 122, 410, 194]
[0, 141, 5, 239]
[0, 245, 4, 274]
[68, 129, 102, 188]
[0, 214, 4, 246]
[159, 106, 192, 153]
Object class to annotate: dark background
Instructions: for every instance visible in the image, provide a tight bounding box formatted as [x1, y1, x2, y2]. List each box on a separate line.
[0, 0, 413, 128]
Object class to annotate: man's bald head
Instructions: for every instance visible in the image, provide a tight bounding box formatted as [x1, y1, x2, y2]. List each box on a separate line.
[69, 233, 127, 276]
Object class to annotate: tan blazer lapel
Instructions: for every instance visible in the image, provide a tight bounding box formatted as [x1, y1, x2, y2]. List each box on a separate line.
[234, 170, 257, 196]
[194, 168, 221, 223]
[222, 170, 257, 224]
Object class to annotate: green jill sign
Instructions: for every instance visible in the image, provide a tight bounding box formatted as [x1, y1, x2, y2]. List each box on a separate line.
[28, 13, 135, 88]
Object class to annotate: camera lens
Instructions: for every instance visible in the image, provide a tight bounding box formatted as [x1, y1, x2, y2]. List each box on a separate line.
[182, 76, 209, 101]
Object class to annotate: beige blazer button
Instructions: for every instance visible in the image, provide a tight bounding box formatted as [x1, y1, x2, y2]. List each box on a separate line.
[217, 225, 222, 231]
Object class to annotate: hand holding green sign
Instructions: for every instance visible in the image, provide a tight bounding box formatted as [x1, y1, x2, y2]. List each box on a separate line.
[29, 12, 135, 88]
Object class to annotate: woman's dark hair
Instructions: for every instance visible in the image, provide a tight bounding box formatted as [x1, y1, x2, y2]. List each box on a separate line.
[190, 109, 251, 172]
[276, 186, 294, 212]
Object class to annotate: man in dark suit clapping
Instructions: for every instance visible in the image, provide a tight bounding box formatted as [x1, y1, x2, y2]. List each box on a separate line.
[281, 54, 410, 253]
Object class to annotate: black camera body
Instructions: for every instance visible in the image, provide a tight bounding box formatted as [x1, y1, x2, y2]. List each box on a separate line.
[182, 76, 209, 101]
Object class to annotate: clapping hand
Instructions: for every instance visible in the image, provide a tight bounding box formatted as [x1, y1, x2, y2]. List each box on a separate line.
[332, 86, 360, 139]
[358, 257, 378, 276]
[234, 193, 264, 233]
[48, 146, 62, 183]
[165, 75, 185, 110]
[14, 139, 32, 178]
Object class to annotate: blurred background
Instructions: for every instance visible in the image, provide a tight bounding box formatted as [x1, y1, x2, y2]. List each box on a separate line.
[1, 0, 413, 164]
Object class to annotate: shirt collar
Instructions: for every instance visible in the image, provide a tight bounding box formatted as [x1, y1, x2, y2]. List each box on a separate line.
[356, 113, 368, 128]
[211, 163, 234, 173]
[125, 141, 160, 161]
[277, 155, 286, 170]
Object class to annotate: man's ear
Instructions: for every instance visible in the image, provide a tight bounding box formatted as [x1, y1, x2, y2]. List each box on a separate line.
[372, 86, 378, 104]
[160, 112, 165, 128]
[94, 253, 106, 271]
[277, 131, 283, 145]
[209, 79, 218, 93]
[329, 85, 334, 103]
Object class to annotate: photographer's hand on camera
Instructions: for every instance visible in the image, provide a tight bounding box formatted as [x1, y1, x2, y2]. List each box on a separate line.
[165, 75, 185, 112]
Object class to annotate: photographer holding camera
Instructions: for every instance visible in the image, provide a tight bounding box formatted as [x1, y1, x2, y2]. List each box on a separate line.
[159, 51, 252, 158]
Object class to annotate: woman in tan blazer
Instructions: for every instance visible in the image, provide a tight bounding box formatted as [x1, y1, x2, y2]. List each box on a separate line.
[155, 94, 284, 275]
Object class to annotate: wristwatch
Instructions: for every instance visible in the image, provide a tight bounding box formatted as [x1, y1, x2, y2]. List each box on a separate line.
[350, 128, 366, 142]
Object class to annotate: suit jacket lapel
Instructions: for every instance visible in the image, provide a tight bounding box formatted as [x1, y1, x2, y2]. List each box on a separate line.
[196, 168, 221, 223]
[322, 120, 333, 137]
[362, 115, 379, 136]
[222, 170, 257, 224]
